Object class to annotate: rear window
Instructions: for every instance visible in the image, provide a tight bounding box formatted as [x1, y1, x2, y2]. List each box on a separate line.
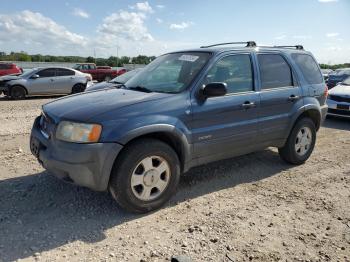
[257, 54, 293, 89]
[291, 54, 323, 84]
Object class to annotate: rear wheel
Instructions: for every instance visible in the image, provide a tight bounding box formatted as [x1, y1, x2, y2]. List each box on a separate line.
[109, 138, 181, 213]
[10, 86, 26, 100]
[71, 84, 85, 94]
[278, 118, 316, 165]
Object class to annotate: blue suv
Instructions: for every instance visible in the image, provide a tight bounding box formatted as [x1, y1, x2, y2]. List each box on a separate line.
[30, 42, 328, 213]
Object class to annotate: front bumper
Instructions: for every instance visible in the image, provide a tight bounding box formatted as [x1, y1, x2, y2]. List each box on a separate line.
[30, 116, 123, 191]
[327, 99, 350, 118]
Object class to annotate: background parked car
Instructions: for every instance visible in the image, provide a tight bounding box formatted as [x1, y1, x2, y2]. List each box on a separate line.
[85, 68, 143, 92]
[327, 68, 350, 89]
[321, 69, 333, 83]
[327, 76, 350, 118]
[0, 67, 92, 99]
[0, 63, 23, 77]
[73, 63, 126, 82]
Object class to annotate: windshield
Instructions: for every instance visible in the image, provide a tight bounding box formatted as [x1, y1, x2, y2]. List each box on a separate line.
[125, 52, 211, 93]
[342, 76, 350, 85]
[111, 68, 143, 84]
[20, 68, 37, 78]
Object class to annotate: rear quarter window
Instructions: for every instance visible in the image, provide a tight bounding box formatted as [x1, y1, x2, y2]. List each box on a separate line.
[291, 54, 323, 85]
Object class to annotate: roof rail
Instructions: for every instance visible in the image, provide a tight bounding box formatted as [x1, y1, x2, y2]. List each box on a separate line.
[200, 41, 257, 48]
[273, 45, 304, 50]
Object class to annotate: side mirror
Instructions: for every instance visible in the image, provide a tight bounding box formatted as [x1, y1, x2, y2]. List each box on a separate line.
[202, 82, 227, 98]
[31, 74, 39, 79]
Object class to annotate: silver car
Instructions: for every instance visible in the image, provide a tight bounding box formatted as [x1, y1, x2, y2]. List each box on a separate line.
[327, 76, 350, 118]
[0, 67, 93, 99]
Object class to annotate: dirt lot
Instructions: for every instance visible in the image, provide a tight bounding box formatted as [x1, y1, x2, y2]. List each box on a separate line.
[0, 96, 349, 262]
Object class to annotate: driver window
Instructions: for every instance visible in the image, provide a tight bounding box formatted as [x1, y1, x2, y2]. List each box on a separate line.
[204, 54, 253, 94]
[37, 68, 56, 78]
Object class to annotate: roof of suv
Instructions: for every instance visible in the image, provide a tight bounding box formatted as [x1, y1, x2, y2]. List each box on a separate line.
[171, 41, 311, 55]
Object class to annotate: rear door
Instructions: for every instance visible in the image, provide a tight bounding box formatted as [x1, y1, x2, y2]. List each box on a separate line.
[54, 68, 76, 94]
[256, 53, 302, 144]
[27, 68, 56, 95]
[191, 53, 260, 162]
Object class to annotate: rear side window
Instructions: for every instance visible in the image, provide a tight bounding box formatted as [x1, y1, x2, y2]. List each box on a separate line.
[291, 54, 323, 84]
[204, 54, 253, 94]
[56, 68, 75, 76]
[258, 54, 293, 89]
[37, 69, 56, 78]
[0, 64, 11, 69]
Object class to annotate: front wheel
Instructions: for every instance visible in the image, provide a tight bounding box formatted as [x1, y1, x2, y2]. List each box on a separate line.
[10, 86, 26, 100]
[109, 138, 181, 213]
[279, 117, 316, 165]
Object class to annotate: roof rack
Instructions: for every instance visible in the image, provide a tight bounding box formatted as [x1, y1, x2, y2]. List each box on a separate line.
[200, 41, 257, 48]
[273, 45, 304, 50]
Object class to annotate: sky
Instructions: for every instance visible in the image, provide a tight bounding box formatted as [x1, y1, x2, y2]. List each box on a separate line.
[0, 0, 349, 64]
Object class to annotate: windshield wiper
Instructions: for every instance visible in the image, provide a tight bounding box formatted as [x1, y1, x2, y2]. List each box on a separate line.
[128, 86, 153, 93]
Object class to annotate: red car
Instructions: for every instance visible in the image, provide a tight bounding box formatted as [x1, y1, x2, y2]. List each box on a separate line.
[0, 63, 23, 77]
[73, 63, 126, 82]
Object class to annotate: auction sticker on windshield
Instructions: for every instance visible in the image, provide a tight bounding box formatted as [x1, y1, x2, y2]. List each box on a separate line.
[178, 55, 199, 62]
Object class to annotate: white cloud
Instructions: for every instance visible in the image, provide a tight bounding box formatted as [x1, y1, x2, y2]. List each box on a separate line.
[274, 35, 287, 40]
[326, 32, 339, 37]
[72, 8, 90, 19]
[98, 10, 153, 42]
[169, 22, 192, 30]
[156, 5, 165, 9]
[0, 10, 86, 55]
[156, 18, 163, 24]
[318, 0, 338, 2]
[293, 35, 312, 39]
[130, 1, 154, 13]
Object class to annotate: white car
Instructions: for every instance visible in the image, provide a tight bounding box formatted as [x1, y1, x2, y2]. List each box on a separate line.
[327, 76, 350, 118]
[0, 67, 93, 99]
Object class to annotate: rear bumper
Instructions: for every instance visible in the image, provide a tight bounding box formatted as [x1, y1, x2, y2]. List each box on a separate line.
[30, 116, 123, 191]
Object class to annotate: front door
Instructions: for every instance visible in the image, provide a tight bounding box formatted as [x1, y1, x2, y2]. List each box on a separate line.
[190, 53, 260, 163]
[27, 68, 56, 95]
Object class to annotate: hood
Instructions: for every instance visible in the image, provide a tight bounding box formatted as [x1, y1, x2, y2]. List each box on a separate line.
[329, 84, 350, 96]
[0, 75, 21, 82]
[43, 88, 170, 123]
[85, 81, 118, 92]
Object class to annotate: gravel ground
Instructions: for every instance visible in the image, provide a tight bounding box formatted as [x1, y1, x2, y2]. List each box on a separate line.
[0, 95, 349, 262]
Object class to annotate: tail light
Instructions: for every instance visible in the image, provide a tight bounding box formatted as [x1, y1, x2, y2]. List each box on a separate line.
[324, 85, 328, 97]
[86, 74, 92, 81]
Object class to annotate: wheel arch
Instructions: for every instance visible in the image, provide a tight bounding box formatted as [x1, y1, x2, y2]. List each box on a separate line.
[113, 126, 191, 174]
[9, 84, 28, 95]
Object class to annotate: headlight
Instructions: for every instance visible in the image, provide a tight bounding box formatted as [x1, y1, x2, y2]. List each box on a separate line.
[56, 121, 102, 143]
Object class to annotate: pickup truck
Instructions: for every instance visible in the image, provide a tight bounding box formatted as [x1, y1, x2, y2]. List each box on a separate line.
[73, 63, 126, 82]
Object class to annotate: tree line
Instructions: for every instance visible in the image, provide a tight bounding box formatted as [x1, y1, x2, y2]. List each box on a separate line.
[0, 51, 156, 67]
[1, 51, 349, 69]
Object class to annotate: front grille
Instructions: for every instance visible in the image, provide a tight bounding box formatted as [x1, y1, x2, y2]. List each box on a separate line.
[329, 95, 350, 103]
[328, 108, 350, 116]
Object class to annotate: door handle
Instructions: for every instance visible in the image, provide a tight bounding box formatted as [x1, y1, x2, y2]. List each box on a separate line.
[288, 95, 299, 102]
[241, 101, 256, 109]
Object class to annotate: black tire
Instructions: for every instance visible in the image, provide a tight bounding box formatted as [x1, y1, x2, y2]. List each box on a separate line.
[278, 117, 316, 165]
[10, 86, 26, 100]
[109, 138, 181, 213]
[71, 84, 86, 94]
